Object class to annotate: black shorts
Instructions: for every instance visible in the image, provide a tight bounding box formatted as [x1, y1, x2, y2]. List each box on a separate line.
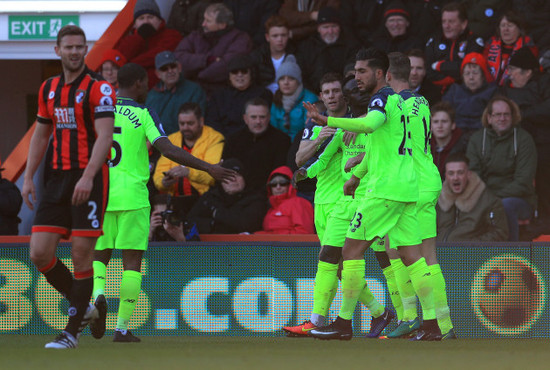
[32, 166, 109, 238]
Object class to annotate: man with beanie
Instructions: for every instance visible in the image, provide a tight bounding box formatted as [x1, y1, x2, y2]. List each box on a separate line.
[174, 3, 252, 94]
[145, 50, 207, 136]
[97, 49, 127, 91]
[116, 0, 182, 89]
[296, 6, 358, 92]
[500, 47, 550, 229]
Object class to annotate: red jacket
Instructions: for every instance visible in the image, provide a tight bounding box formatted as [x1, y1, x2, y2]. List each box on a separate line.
[256, 166, 314, 234]
[116, 21, 182, 88]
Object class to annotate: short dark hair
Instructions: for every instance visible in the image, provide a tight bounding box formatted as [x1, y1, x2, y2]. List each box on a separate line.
[206, 3, 234, 27]
[319, 72, 343, 91]
[265, 15, 289, 32]
[388, 52, 411, 82]
[117, 63, 147, 89]
[445, 152, 469, 167]
[151, 194, 170, 207]
[56, 25, 86, 46]
[497, 11, 526, 38]
[178, 102, 203, 119]
[356, 47, 389, 75]
[442, 2, 468, 22]
[406, 48, 425, 61]
[244, 97, 270, 113]
[431, 101, 456, 122]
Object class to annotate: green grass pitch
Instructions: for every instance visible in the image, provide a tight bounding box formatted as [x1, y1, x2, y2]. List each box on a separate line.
[1, 335, 549, 369]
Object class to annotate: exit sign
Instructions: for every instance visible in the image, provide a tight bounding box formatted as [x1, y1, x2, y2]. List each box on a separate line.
[9, 15, 79, 40]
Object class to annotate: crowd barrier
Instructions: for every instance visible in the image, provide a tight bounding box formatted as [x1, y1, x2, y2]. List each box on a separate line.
[1, 238, 549, 338]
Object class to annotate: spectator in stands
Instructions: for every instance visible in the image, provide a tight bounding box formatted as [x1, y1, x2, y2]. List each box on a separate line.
[466, 95, 537, 241]
[406, 0, 447, 44]
[187, 158, 266, 234]
[442, 52, 497, 138]
[278, 0, 340, 42]
[371, 1, 424, 55]
[148, 194, 185, 242]
[153, 102, 224, 198]
[167, 0, 215, 37]
[223, 0, 281, 47]
[256, 166, 315, 234]
[430, 101, 468, 179]
[223, 97, 291, 191]
[206, 54, 272, 137]
[250, 15, 297, 94]
[499, 47, 550, 223]
[436, 153, 509, 242]
[174, 3, 253, 94]
[145, 51, 207, 136]
[512, 0, 550, 55]
[425, 2, 484, 93]
[484, 11, 538, 86]
[116, 0, 182, 89]
[270, 55, 318, 140]
[465, 0, 512, 42]
[97, 49, 127, 91]
[0, 166, 22, 235]
[343, 76, 370, 118]
[295, 7, 357, 93]
[339, 0, 386, 48]
[407, 49, 442, 105]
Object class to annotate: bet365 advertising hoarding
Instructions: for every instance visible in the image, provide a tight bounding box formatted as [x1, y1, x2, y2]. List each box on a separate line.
[0, 242, 548, 338]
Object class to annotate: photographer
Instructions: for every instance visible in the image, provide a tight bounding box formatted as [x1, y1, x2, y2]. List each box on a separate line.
[149, 194, 185, 242]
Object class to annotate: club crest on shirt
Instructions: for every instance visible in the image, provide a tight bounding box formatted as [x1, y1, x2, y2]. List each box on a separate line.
[76, 89, 86, 104]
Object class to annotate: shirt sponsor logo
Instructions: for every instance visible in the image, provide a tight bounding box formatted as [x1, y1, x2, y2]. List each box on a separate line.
[54, 107, 77, 129]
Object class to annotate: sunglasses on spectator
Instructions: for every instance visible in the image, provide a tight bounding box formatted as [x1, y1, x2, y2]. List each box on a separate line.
[269, 180, 290, 187]
[159, 63, 178, 72]
[230, 68, 250, 75]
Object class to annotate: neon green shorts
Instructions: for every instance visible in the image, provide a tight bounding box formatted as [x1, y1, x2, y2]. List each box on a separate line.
[416, 190, 440, 240]
[314, 203, 337, 242]
[347, 197, 421, 248]
[95, 207, 150, 251]
[321, 198, 358, 247]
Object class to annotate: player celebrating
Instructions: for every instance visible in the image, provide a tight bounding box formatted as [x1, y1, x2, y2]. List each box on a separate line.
[304, 48, 439, 340]
[89, 63, 235, 342]
[22, 25, 116, 349]
[383, 52, 455, 340]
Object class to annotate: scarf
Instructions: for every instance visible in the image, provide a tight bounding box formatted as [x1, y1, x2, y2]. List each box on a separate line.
[281, 85, 303, 113]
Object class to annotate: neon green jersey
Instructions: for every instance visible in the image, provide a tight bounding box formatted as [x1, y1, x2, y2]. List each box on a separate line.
[400, 90, 442, 192]
[107, 97, 165, 211]
[328, 86, 418, 202]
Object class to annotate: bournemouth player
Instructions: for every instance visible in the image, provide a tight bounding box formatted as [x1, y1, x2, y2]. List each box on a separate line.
[90, 63, 235, 342]
[384, 52, 455, 340]
[22, 25, 116, 349]
[304, 48, 438, 340]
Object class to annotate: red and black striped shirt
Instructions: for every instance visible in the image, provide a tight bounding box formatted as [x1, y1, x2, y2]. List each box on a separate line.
[37, 67, 116, 170]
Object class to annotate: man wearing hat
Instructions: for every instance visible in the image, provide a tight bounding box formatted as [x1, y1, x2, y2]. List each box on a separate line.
[206, 54, 273, 137]
[186, 158, 267, 234]
[500, 47, 550, 227]
[145, 50, 207, 136]
[116, 0, 182, 89]
[295, 6, 358, 92]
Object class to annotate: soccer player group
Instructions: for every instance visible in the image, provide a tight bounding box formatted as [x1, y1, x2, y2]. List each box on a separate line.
[283, 49, 456, 341]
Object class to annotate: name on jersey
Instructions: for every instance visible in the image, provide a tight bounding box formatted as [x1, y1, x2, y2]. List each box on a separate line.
[54, 107, 77, 129]
[115, 106, 142, 128]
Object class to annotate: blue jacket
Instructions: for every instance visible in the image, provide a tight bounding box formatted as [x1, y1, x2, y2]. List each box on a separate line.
[270, 88, 318, 141]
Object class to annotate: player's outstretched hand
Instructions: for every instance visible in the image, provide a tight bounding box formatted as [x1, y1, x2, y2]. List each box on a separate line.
[209, 163, 237, 182]
[343, 175, 360, 198]
[342, 131, 357, 146]
[21, 178, 36, 210]
[303, 101, 328, 126]
[292, 168, 307, 187]
[72, 175, 93, 206]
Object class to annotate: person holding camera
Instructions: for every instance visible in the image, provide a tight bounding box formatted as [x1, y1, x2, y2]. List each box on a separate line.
[149, 194, 186, 242]
[90, 63, 235, 343]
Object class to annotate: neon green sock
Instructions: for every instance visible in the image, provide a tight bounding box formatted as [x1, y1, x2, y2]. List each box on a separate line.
[382, 265, 403, 320]
[339, 259, 365, 320]
[429, 264, 453, 333]
[92, 261, 107, 301]
[357, 281, 384, 318]
[116, 270, 142, 331]
[407, 258, 435, 320]
[312, 261, 339, 318]
[391, 258, 418, 321]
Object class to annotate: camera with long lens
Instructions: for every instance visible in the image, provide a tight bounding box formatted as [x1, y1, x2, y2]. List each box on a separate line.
[157, 195, 200, 241]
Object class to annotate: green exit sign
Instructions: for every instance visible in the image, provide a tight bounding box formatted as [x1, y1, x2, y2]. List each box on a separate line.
[9, 15, 79, 40]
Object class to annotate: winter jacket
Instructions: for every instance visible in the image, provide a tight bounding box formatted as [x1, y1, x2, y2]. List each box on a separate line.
[223, 0, 281, 46]
[223, 125, 291, 191]
[466, 126, 537, 208]
[499, 73, 550, 144]
[371, 28, 424, 56]
[256, 166, 314, 234]
[484, 35, 538, 86]
[431, 128, 468, 180]
[174, 27, 253, 91]
[145, 76, 207, 135]
[436, 171, 508, 241]
[0, 177, 22, 235]
[512, 0, 550, 53]
[425, 29, 485, 90]
[278, 0, 341, 41]
[270, 88, 318, 141]
[205, 84, 273, 137]
[186, 184, 267, 234]
[153, 125, 225, 195]
[116, 21, 182, 89]
[442, 82, 497, 131]
[249, 44, 298, 90]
